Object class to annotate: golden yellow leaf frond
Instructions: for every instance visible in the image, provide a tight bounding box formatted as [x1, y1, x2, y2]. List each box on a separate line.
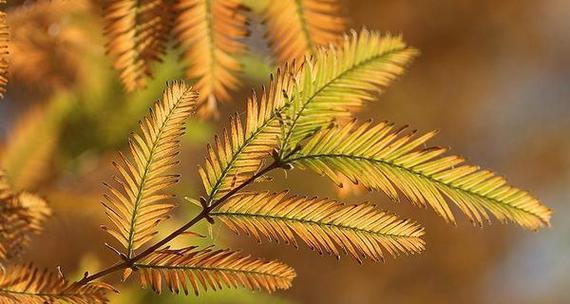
[135, 247, 296, 295]
[288, 120, 552, 230]
[174, 0, 248, 117]
[279, 29, 418, 154]
[199, 67, 294, 203]
[102, 81, 197, 257]
[0, 264, 113, 304]
[0, 9, 8, 98]
[212, 191, 425, 262]
[200, 30, 414, 202]
[103, 0, 172, 91]
[262, 0, 345, 62]
[0, 171, 51, 261]
[0, 98, 70, 189]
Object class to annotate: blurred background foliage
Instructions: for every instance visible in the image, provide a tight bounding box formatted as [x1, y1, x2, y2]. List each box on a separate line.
[0, 0, 568, 303]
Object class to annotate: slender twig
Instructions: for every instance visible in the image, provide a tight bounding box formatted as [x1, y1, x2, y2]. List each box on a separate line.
[78, 160, 282, 285]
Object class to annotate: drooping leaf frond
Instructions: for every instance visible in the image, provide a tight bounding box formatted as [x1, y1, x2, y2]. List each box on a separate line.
[287, 120, 552, 230]
[174, 0, 248, 117]
[101, 81, 197, 257]
[0, 264, 113, 304]
[0, 9, 8, 98]
[135, 247, 296, 295]
[279, 29, 418, 154]
[199, 68, 294, 203]
[262, 0, 345, 62]
[212, 191, 425, 262]
[103, 0, 172, 91]
[0, 171, 51, 261]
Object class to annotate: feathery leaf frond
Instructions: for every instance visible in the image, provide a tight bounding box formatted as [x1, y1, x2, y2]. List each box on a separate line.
[0, 264, 113, 304]
[174, 0, 248, 117]
[200, 30, 412, 203]
[262, 0, 345, 62]
[103, 0, 172, 91]
[212, 191, 425, 262]
[0, 98, 70, 190]
[135, 247, 295, 295]
[0, 171, 51, 261]
[102, 81, 197, 257]
[287, 120, 552, 230]
[0, 10, 7, 98]
[199, 68, 294, 203]
[1, 192, 51, 259]
[279, 29, 418, 154]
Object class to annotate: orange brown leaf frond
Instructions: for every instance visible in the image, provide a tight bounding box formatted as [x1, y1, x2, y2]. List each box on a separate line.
[262, 0, 345, 63]
[7, 0, 92, 92]
[0, 264, 113, 304]
[135, 247, 296, 295]
[0, 171, 51, 262]
[103, 0, 172, 91]
[174, 0, 248, 117]
[213, 191, 425, 262]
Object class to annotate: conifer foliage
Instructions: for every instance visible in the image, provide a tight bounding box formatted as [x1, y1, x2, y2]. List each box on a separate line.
[90, 30, 550, 299]
[0, 0, 553, 301]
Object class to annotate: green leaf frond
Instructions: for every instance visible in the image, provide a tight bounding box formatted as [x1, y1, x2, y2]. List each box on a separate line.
[200, 30, 415, 204]
[101, 81, 197, 257]
[279, 29, 418, 154]
[286, 120, 552, 230]
[212, 191, 425, 262]
[135, 247, 296, 295]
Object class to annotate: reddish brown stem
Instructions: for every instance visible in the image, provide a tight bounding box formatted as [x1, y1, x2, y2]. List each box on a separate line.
[78, 161, 281, 285]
